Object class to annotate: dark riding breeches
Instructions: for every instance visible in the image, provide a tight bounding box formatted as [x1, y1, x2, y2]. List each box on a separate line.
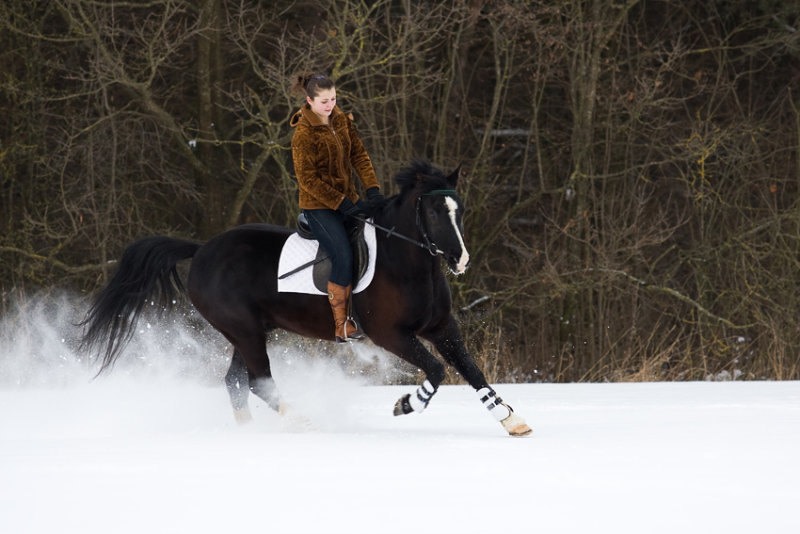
[303, 208, 355, 287]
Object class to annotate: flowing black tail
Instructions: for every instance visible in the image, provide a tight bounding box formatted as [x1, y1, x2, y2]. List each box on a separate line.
[80, 236, 201, 373]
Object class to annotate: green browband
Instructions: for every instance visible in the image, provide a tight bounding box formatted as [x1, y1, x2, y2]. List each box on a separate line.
[422, 189, 457, 196]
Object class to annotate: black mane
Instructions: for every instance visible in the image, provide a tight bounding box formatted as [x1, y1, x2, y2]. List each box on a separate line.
[393, 159, 451, 200]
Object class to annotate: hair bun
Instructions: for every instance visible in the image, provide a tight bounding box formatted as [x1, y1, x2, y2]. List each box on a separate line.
[291, 73, 334, 98]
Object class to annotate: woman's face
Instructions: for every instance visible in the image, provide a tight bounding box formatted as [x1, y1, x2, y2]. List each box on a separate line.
[306, 88, 336, 121]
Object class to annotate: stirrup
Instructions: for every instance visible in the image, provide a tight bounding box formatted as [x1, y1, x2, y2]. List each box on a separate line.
[338, 318, 365, 342]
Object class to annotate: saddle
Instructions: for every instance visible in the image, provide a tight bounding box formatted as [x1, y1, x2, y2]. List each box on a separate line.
[296, 213, 370, 294]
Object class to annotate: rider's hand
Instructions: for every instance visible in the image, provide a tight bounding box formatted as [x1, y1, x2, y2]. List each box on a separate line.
[366, 187, 384, 203]
[365, 187, 385, 212]
[338, 197, 369, 220]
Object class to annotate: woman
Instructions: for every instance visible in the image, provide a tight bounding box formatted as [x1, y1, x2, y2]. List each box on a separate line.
[290, 73, 384, 342]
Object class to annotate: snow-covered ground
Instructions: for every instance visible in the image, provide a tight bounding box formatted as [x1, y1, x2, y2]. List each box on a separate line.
[1, 295, 799, 533]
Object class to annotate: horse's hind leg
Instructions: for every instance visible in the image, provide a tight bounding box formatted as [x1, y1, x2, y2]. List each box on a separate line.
[243, 340, 281, 407]
[225, 349, 253, 423]
[223, 327, 281, 423]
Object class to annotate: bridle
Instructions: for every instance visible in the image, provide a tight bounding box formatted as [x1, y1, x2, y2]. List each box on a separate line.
[416, 189, 459, 256]
[359, 189, 459, 257]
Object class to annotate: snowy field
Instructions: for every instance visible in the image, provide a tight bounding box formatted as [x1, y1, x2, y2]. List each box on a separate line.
[1, 296, 799, 533]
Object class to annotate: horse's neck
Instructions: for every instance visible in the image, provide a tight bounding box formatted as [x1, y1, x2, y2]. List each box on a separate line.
[376, 206, 415, 237]
[376, 205, 439, 277]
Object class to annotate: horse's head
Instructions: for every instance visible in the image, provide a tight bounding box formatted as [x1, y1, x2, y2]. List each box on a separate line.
[395, 160, 470, 275]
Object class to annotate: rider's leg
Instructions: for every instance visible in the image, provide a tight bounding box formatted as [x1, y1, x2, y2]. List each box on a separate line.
[326, 280, 365, 342]
[303, 209, 364, 342]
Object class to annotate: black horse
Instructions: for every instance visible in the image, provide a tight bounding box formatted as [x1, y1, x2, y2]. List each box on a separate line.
[81, 160, 531, 436]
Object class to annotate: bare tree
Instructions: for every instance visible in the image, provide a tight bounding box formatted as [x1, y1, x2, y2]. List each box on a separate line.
[2, 0, 799, 381]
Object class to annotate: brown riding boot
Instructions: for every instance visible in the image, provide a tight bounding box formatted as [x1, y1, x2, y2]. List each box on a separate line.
[327, 281, 366, 343]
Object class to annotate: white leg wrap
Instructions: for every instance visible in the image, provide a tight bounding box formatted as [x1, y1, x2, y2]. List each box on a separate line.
[409, 380, 436, 413]
[477, 387, 511, 421]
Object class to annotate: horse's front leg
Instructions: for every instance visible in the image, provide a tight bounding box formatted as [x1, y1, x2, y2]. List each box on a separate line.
[426, 316, 533, 437]
[369, 330, 447, 416]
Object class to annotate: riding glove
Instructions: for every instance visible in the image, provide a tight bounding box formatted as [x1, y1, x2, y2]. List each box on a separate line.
[366, 186, 385, 211]
[338, 197, 369, 220]
[366, 187, 384, 203]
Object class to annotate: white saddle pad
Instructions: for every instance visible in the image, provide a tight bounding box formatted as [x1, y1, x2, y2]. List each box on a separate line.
[277, 222, 377, 295]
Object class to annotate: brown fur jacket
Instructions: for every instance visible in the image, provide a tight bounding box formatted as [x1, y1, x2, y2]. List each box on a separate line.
[290, 104, 379, 211]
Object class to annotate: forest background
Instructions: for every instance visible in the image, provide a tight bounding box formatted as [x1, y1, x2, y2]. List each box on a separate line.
[2, 0, 799, 383]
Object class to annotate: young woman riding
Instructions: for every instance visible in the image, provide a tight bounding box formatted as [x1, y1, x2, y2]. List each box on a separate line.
[289, 73, 384, 342]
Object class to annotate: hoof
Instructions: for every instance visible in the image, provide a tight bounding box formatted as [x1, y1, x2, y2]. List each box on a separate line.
[393, 394, 413, 416]
[501, 411, 532, 437]
[233, 408, 253, 425]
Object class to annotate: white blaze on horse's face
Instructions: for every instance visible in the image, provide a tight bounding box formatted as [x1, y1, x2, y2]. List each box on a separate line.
[444, 196, 470, 274]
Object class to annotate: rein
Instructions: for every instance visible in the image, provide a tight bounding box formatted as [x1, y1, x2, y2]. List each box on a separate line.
[281, 189, 457, 280]
[358, 189, 458, 257]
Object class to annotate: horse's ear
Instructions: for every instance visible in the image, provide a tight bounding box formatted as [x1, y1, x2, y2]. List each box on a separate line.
[447, 163, 463, 187]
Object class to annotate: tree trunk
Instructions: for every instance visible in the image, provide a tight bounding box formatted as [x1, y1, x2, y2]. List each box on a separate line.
[196, 0, 227, 236]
